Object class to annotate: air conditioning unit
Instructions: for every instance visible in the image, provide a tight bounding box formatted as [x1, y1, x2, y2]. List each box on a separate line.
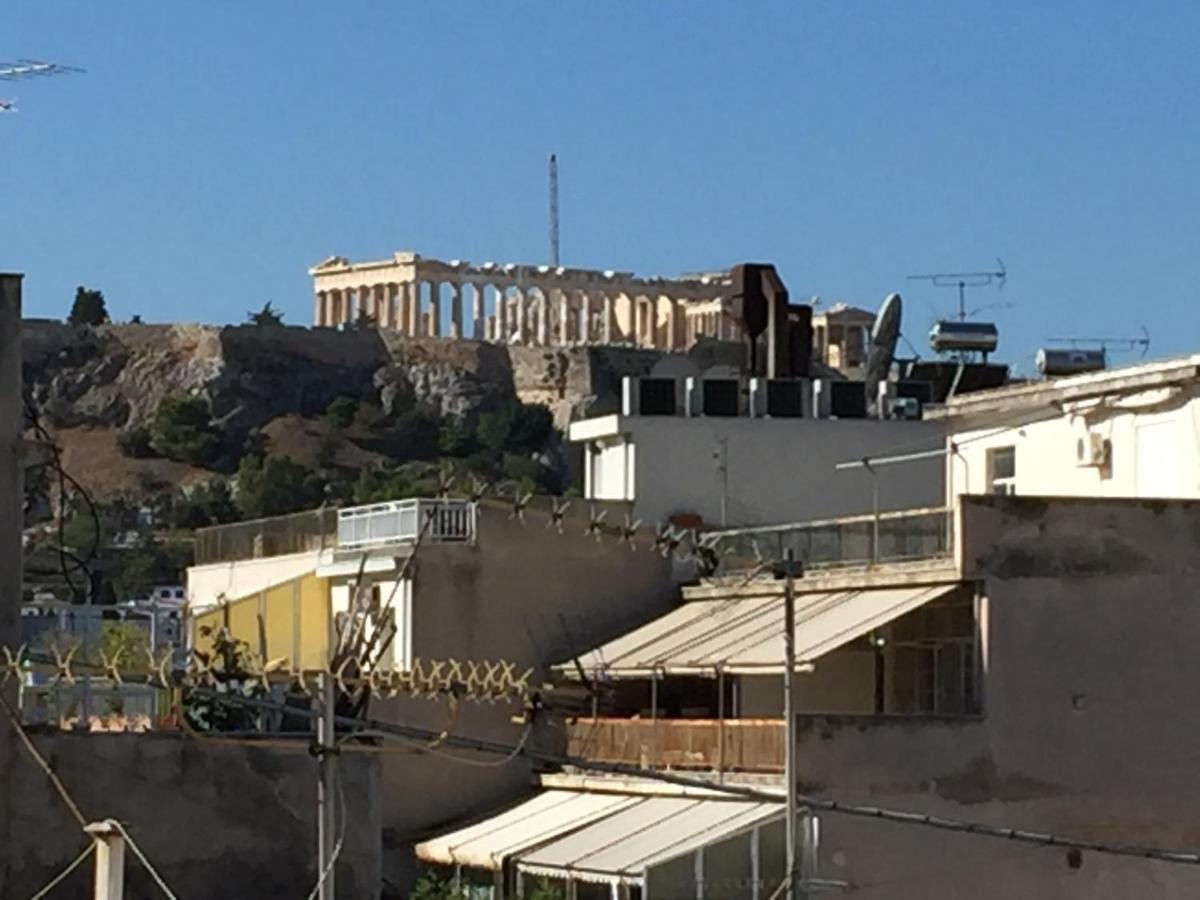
[1075, 433, 1111, 467]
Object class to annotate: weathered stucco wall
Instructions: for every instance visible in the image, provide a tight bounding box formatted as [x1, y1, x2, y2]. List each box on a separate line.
[5, 732, 381, 900]
[376, 499, 677, 892]
[788, 496, 1200, 897]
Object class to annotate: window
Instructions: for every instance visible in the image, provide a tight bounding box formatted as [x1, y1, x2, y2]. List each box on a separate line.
[986, 446, 1016, 495]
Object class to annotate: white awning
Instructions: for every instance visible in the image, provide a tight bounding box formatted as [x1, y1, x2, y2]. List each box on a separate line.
[562, 583, 963, 677]
[414, 790, 640, 871]
[516, 796, 780, 886]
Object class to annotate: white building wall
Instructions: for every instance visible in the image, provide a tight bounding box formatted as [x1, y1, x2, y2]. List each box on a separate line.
[946, 390, 1200, 499]
[574, 415, 944, 528]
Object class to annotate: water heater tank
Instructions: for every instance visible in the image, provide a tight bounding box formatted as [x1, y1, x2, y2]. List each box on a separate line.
[1036, 348, 1106, 376]
[928, 320, 999, 354]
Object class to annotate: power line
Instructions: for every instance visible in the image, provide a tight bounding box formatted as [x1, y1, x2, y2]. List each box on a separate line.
[182, 686, 1200, 869]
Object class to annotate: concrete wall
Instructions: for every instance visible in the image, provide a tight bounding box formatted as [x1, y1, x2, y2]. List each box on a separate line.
[582, 415, 944, 528]
[367, 500, 677, 893]
[5, 732, 381, 900]
[790, 496, 1200, 897]
[946, 386, 1200, 500]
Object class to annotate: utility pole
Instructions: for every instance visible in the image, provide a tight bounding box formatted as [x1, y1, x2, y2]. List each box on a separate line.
[316, 672, 337, 900]
[0, 273, 24, 896]
[85, 821, 126, 900]
[783, 548, 798, 900]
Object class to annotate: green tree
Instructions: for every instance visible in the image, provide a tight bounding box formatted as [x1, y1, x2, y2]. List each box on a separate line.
[150, 394, 221, 466]
[248, 302, 284, 327]
[321, 396, 358, 431]
[99, 621, 152, 665]
[116, 425, 155, 458]
[68, 286, 109, 326]
[171, 479, 238, 529]
[235, 454, 323, 519]
[477, 400, 554, 455]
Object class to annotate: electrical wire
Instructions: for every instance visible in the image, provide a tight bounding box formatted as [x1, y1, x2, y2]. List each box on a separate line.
[27, 842, 95, 900]
[304, 756, 347, 900]
[108, 819, 178, 899]
[1, 693, 88, 828]
[186, 687, 1200, 868]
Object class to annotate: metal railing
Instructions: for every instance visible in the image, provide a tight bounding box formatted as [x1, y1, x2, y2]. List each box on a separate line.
[337, 499, 476, 550]
[566, 717, 786, 773]
[711, 506, 953, 574]
[194, 508, 337, 565]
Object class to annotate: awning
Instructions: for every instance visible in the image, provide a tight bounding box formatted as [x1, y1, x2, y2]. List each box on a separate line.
[414, 790, 641, 871]
[516, 796, 779, 887]
[561, 583, 963, 677]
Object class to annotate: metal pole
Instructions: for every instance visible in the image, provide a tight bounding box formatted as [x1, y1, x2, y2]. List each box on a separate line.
[85, 821, 125, 900]
[0, 274, 24, 896]
[783, 549, 798, 900]
[317, 673, 336, 900]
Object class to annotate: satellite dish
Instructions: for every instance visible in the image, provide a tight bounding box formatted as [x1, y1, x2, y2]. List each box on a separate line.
[864, 293, 902, 412]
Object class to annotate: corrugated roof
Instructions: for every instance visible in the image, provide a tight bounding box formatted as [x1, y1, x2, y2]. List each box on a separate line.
[516, 796, 779, 886]
[562, 584, 961, 677]
[414, 790, 639, 871]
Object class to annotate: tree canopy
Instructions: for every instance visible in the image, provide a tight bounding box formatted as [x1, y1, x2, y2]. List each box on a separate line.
[248, 302, 284, 327]
[68, 287, 109, 326]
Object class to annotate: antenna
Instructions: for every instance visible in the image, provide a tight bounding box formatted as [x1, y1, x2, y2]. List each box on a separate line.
[548, 153, 560, 267]
[907, 259, 1007, 322]
[0, 58, 83, 111]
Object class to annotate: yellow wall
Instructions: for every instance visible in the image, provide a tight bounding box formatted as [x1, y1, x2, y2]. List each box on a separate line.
[191, 574, 330, 671]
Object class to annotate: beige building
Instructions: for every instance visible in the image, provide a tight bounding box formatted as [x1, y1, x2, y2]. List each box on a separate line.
[186, 496, 676, 892]
[309, 251, 738, 351]
[930, 353, 1200, 499]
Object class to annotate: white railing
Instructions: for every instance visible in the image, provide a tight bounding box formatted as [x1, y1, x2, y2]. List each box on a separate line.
[337, 499, 476, 550]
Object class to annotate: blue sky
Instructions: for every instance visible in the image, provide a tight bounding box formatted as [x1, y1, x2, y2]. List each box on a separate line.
[3, 1, 1197, 371]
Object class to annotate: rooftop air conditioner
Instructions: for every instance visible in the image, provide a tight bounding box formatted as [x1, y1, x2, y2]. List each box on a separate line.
[1075, 433, 1110, 468]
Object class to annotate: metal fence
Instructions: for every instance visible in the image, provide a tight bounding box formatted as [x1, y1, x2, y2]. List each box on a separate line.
[712, 506, 953, 574]
[194, 508, 337, 565]
[337, 499, 476, 550]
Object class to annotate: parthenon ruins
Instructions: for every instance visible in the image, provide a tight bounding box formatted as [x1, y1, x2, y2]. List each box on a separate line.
[310, 251, 739, 350]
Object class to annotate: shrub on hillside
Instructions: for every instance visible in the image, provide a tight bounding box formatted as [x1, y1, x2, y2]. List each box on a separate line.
[150, 394, 222, 466]
[116, 425, 155, 458]
[235, 454, 324, 519]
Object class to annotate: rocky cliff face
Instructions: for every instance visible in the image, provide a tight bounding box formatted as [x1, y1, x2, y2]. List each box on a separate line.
[21, 320, 745, 498]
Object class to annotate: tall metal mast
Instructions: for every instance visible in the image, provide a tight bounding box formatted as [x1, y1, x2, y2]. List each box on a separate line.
[549, 153, 560, 266]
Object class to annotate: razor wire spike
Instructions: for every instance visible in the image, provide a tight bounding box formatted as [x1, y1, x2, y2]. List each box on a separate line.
[548, 498, 570, 533]
[52, 644, 77, 686]
[99, 647, 124, 686]
[333, 658, 355, 695]
[1, 644, 27, 685]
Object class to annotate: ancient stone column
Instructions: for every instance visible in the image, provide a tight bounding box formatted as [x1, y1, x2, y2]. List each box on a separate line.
[602, 292, 613, 344]
[428, 282, 441, 337]
[515, 288, 527, 343]
[536, 289, 549, 346]
[578, 291, 590, 344]
[449, 281, 463, 339]
[404, 282, 419, 336]
[558, 288, 570, 346]
[472, 284, 486, 340]
[386, 284, 399, 330]
[314, 291, 324, 326]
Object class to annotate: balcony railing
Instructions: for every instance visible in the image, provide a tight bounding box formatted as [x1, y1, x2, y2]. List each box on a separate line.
[194, 508, 337, 565]
[337, 499, 476, 550]
[566, 718, 785, 773]
[710, 506, 953, 575]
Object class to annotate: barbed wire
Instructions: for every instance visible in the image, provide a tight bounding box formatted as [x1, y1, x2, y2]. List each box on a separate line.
[3, 642, 543, 711]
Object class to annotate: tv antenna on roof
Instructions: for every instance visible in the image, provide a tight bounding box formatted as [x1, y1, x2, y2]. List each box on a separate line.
[907, 259, 1007, 322]
[0, 58, 84, 111]
[1047, 327, 1151, 358]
